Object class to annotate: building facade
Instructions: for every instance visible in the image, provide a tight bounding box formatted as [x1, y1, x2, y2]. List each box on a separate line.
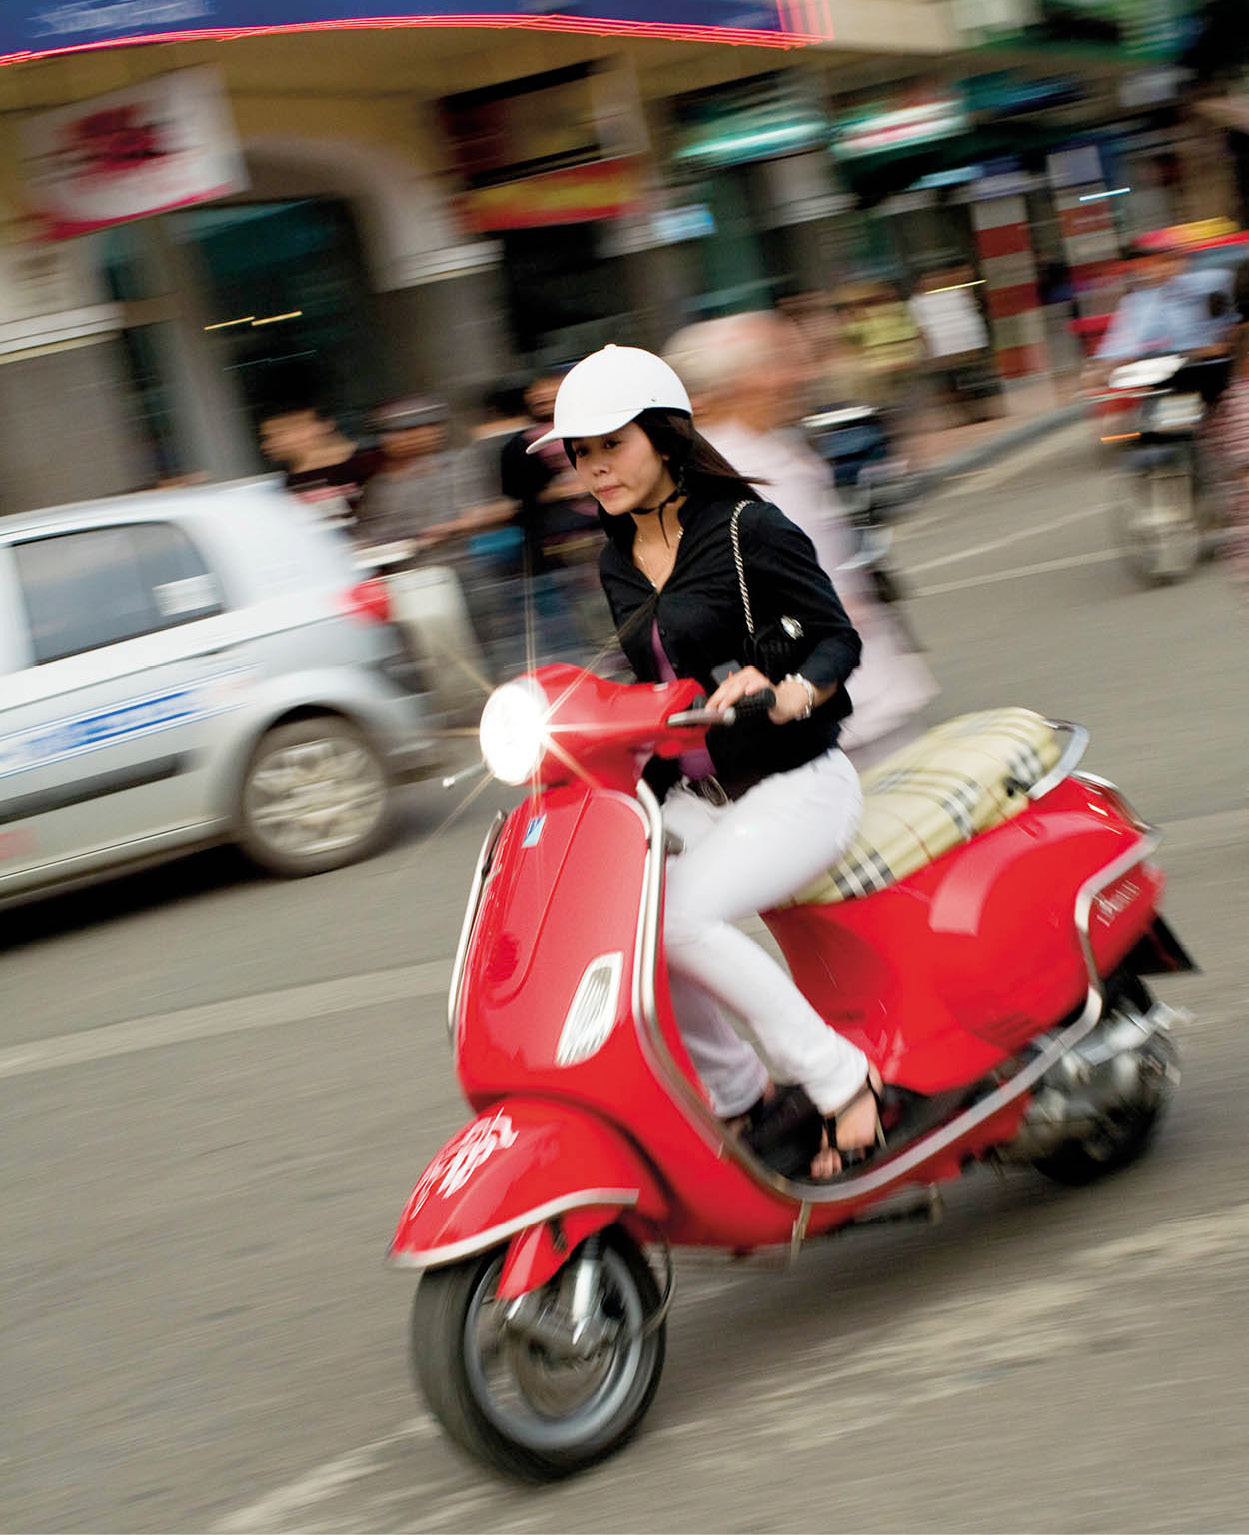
[0, 0, 1234, 510]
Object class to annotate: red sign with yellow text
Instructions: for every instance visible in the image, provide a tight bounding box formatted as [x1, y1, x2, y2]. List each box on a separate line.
[458, 156, 645, 232]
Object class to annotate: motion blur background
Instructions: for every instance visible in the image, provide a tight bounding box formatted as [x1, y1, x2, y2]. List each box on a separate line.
[4, 6, 1249, 1534]
[2, 0, 1249, 506]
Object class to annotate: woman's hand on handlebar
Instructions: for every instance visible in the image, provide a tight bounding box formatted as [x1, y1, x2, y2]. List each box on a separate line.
[707, 666, 807, 726]
[706, 665, 771, 715]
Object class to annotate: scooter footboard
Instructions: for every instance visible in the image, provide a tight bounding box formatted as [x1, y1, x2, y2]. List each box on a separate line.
[387, 1099, 668, 1292]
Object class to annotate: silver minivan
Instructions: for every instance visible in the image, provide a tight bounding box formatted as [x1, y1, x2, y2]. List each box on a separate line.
[0, 481, 441, 907]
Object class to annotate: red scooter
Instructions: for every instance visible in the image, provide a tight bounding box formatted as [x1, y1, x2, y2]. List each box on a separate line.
[389, 665, 1191, 1480]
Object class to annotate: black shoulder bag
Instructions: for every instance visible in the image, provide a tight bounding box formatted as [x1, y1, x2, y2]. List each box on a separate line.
[729, 500, 807, 682]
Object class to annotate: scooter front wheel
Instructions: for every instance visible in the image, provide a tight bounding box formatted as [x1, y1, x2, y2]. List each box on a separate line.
[411, 1228, 666, 1481]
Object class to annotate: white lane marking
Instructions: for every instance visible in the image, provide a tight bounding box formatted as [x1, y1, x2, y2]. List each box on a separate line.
[913, 547, 1121, 598]
[936, 418, 1092, 498]
[898, 421, 1093, 535]
[0, 960, 451, 1081]
[211, 1200, 1249, 1533]
[904, 502, 1103, 577]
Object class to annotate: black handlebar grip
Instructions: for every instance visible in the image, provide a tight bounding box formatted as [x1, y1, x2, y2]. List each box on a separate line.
[723, 688, 776, 725]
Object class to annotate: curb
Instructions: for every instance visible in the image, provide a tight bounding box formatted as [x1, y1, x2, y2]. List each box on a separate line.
[918, 400, 1086, 494]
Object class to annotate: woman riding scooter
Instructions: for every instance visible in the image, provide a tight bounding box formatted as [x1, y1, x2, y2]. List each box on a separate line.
[527, 344, 877, 1176]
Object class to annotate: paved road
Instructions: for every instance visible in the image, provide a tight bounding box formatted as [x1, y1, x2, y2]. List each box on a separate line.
[3, 426, 1248, 1534]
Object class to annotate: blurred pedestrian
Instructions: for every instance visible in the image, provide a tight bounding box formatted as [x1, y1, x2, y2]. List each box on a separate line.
[461, 381, 531, 530]
[499, 370, 612, 662]
[779, 290, 864, 403]
[416, 384, 533, 678]
[664, 311, 938, 769]
[258, 402, 381, 526]
[909, 266, 1000, 425]
[501, 372, 601, 573]
[356, 397, 489, 551]
[839, 280, 923, 419]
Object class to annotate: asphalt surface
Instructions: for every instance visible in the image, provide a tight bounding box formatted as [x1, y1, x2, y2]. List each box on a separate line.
[3, 422, 1248, 1534]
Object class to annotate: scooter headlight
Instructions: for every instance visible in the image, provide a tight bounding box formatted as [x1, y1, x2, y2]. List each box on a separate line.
[479, 679, 549, 785]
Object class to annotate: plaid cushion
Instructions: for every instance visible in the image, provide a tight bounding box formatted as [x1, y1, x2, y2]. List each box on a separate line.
[788, 709, 1065, 907]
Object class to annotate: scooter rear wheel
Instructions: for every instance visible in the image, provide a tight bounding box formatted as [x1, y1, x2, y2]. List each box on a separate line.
[1032, 1094, 1169, 1186]
[411, 1228, 665, 1481]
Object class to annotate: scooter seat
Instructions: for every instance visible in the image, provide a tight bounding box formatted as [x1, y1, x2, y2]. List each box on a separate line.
[788, 708, 1066, 905]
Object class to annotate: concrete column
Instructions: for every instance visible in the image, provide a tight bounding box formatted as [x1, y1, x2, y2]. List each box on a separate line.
[139, 217, 260, 480]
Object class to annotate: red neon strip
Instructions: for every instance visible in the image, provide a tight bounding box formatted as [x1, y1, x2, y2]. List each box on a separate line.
[0, 13, 832, 68]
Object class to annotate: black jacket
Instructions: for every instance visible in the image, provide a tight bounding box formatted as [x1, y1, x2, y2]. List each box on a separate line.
[599, 494, 861, 790]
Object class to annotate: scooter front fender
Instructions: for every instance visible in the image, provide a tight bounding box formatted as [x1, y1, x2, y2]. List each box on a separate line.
[386, 1098, 668, 1294]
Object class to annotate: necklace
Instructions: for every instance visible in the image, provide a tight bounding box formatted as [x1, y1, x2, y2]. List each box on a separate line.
[636, 525, 682, 589]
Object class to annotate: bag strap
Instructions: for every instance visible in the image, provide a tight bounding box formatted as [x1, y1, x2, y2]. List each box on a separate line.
[729, 499, 755, 637]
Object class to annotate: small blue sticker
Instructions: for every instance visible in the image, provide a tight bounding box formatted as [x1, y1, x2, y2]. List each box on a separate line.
[522, 815, 546, 849]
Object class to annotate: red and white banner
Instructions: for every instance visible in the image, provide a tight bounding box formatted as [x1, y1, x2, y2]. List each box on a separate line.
[20, 67, 246, 241]
[971, 193, 1047, 379]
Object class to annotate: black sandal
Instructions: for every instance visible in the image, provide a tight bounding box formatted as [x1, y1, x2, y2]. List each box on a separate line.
[823, 1074, 887, 1170]
[741, 1085, 824, 1178]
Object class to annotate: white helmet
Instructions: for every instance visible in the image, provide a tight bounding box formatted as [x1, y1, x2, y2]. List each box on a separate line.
[525, 344, 691, 454]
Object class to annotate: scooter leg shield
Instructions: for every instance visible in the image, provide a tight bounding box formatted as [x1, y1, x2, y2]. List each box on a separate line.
[387, 1098, 668, 1286]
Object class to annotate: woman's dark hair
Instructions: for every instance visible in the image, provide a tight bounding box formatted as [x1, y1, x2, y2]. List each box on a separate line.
[564, 407, 763, 501]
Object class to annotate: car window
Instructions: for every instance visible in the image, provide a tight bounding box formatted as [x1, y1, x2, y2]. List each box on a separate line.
[131, 521, 224, 625]
[14, 522, 224, 665]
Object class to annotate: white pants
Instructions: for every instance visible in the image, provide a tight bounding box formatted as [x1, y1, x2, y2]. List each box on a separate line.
[662, 749, 866, 1118]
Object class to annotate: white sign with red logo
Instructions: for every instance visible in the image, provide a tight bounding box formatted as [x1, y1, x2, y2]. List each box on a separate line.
[20, 66, 246, 241]
[411, 1111, 520, 1211]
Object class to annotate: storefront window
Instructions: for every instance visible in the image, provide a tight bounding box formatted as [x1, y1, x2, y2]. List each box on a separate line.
[502, 225, 634, 362]
[171, 198, 381, 438]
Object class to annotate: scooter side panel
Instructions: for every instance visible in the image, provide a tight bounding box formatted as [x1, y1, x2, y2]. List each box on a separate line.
[453, 789, 820, 1248]
[388, 1098, 668, 1272]
[766, 778, 1159, 1093]
[456, 787, 681, 1101]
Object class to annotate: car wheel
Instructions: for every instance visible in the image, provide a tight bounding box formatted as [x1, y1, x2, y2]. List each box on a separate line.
[238, 716, 391, 878]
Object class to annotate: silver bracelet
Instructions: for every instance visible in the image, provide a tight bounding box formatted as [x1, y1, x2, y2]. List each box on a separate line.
[783, 673, 816, 721]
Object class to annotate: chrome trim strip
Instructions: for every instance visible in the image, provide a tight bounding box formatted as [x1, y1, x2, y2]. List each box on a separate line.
[1074, 770, 1152, 834]
[631, 785, 661, 1044]
[447, 810, 505, 1039]
[633, 779, 1162, 1215]
[1029, 719, 1090, 801]
[386, 1187, 640, 1272]
[1074, 828, 1162, 983]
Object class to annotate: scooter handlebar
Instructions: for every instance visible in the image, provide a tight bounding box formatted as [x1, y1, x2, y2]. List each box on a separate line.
[666, 688, 776, 730]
